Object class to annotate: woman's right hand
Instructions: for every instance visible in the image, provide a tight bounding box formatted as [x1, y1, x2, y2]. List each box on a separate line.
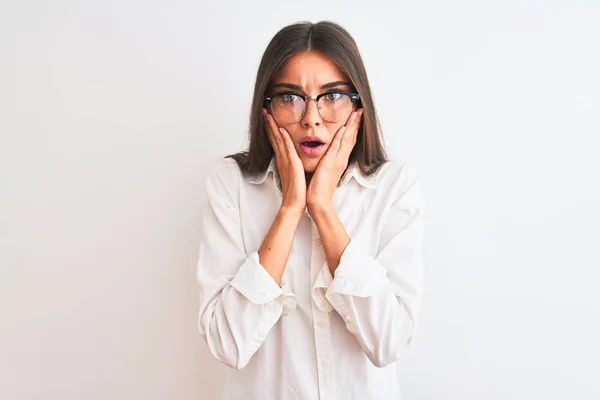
[263, 108, 306, 215]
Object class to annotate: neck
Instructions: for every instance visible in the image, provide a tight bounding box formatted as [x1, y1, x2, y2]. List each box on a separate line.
[305, 171, 313, 186]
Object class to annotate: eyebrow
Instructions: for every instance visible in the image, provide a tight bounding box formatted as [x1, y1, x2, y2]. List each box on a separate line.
[272, 81, 352, 91]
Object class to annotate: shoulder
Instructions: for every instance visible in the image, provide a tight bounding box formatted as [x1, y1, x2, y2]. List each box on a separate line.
[206, 156, 242, 178]
[376, 159, 421, 192]
[375, 159, 424, 218]
[203, 156, 244, 205]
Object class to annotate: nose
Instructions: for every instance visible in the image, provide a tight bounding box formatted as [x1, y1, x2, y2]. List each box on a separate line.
[300, 97, 322, 128]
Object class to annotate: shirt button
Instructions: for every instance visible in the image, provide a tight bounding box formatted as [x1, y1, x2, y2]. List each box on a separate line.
[317, 320, 326, 328]
[320, 300, 328, 309]
[314, 238, 322, 246]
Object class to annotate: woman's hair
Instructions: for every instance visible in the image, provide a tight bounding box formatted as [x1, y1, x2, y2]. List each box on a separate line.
[225, 20, 388, 178]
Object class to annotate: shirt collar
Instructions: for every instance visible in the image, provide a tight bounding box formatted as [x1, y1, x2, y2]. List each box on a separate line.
[339, 161, 379, 189]
[249, 157, 379, 190]
[249, 157, 280, 187]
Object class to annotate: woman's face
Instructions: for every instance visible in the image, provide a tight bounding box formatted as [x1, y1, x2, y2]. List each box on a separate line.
[268, 51, 357, 173]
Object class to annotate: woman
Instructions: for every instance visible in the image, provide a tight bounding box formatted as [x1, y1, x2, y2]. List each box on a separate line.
[196, 20, 424, 400]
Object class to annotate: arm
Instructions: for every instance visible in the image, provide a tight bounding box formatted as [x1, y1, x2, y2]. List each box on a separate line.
[258, 207, 304, 285]
[196, 160, 301, 369]
[312, 164, 425, 367]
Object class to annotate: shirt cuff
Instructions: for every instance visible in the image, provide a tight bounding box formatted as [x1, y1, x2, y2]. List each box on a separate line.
[327, 238, 389, 298]
[311, 260, 335, 313]
[230, 251, 286, 304]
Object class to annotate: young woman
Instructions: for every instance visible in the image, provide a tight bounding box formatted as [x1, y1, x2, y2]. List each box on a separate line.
[196, 21, 424, 400]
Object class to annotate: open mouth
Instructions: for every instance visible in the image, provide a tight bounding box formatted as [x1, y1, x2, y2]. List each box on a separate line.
[303, 141, 323, 148]
[299, 139, 326, 157]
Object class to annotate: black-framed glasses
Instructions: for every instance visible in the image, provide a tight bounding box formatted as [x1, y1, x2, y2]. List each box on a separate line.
[264, 90, 361, 124]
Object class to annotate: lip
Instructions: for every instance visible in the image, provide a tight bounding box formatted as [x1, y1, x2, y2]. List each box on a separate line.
[299, 136, 325, 145]
[298, 136, 326, 157]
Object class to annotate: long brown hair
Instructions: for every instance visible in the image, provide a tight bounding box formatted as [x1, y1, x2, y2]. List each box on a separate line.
[226, 20, 388, 178]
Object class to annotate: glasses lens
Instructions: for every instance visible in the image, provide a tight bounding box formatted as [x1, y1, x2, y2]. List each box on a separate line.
[271, 94, 305, 124]
[318, 93, 353, 123]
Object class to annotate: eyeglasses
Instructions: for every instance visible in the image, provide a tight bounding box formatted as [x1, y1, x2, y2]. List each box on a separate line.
[264, 90, 361, 124]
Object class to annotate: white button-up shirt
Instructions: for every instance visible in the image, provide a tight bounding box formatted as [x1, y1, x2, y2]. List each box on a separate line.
[196, 156, 424, 400]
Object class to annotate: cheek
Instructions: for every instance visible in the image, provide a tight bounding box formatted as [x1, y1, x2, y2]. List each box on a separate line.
[283, 125, 302, 147]
[325, 122, 344, 139]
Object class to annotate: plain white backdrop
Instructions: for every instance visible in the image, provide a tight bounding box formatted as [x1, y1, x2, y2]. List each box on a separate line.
[1, 1, 599, 399]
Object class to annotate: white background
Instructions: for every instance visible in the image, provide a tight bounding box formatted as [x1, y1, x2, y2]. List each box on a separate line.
[1, 1, 599, 399]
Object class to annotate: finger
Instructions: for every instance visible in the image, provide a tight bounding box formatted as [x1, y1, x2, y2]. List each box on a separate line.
[350, 108, 363, 138]
[263, 109, 287, 164]
[279, 127, 301, 164]
[262, 109, 279, 148]
[328, 110, 357, 158]
[339, 109, 363, 157]
[324, 124, 346, 161]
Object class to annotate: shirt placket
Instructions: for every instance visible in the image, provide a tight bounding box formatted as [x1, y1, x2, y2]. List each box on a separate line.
[309, 219, 334, 400]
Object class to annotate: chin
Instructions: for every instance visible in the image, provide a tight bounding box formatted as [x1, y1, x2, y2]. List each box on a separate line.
[302, 158, 321, 173]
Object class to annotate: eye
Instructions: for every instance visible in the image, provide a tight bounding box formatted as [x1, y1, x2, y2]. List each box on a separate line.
[275, 93, 300, 104]
[322, 92, 344, 102]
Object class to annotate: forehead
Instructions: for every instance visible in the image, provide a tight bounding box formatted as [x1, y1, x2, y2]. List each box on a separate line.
[273, 51, 346, 86]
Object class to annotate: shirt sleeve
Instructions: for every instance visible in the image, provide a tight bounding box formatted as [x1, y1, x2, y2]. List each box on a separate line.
[196, 159, 297, 370]
[323, 164, 425, 368]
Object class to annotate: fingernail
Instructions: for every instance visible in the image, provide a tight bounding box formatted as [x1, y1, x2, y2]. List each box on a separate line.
[351, 112, 357, 120]
[279, 128, 284, 135]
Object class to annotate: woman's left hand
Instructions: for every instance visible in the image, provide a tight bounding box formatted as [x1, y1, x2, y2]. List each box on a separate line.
[306, 108, 364, 214]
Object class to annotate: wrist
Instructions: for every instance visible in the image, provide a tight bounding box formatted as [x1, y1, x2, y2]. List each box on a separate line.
[278, 206, 305, 222]
[307, 201, 334, 219]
